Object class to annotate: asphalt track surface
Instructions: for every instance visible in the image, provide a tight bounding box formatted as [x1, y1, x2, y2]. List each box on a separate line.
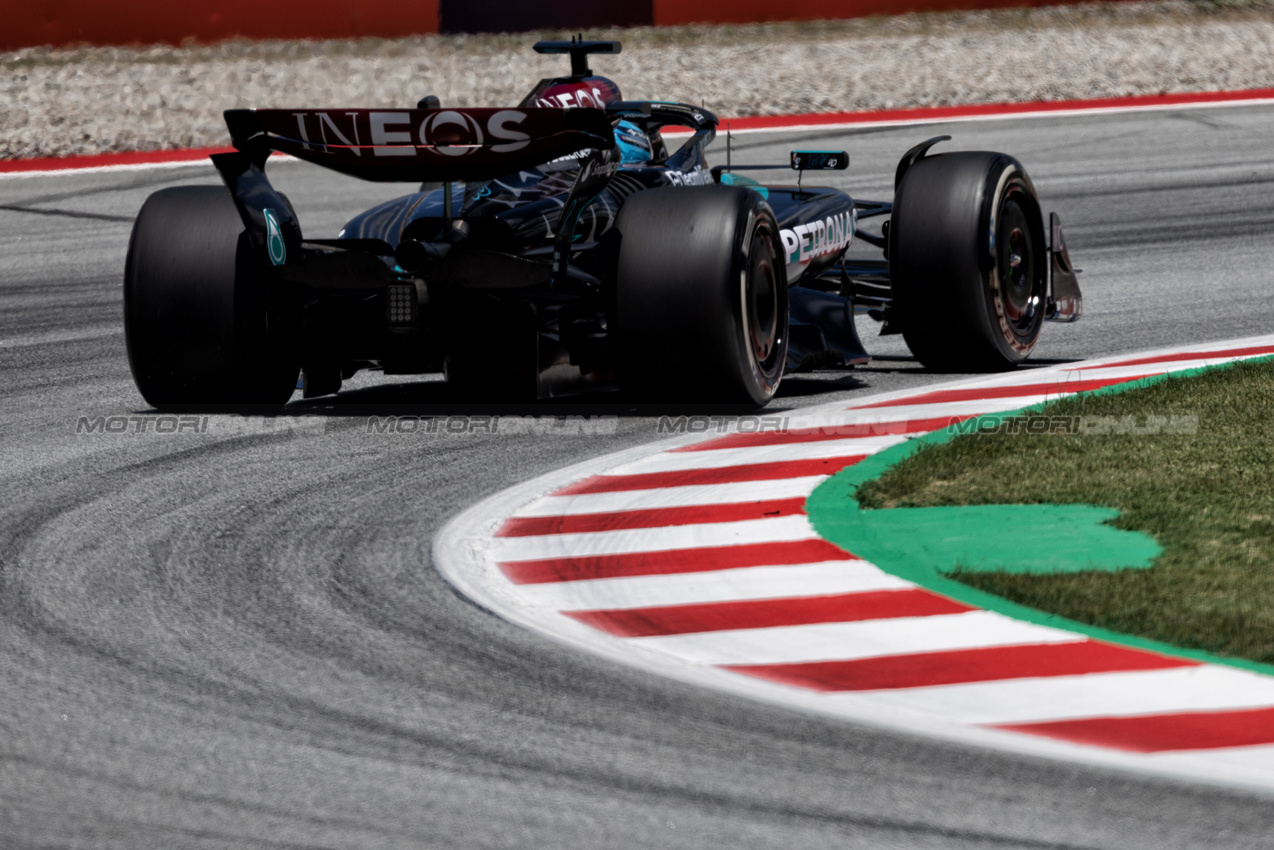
[4, 105, 1274, 849]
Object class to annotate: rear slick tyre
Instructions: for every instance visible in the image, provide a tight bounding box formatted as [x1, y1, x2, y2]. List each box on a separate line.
[890, 151, 1047, 372]
[613, 185, 788, 405]
[124, 186, 300, 411]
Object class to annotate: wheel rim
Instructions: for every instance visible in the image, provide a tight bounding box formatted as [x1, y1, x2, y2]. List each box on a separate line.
[745, 223, 782, 374]
[994, 193, 1043, 345]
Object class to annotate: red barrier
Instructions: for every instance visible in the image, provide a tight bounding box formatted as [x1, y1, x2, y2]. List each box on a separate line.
[653, 0, 1104, 25]
[4, 1, 439, 51]
[6, 0, 1120, 51]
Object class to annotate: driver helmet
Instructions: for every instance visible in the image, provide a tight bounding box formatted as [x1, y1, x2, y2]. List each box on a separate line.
[614, 119, 653, 165]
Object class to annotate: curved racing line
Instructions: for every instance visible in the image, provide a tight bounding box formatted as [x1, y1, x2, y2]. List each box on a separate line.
[436, 335, 1274, 795]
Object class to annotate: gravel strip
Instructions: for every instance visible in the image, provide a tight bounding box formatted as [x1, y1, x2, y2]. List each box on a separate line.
[4, 1, 1274, 160]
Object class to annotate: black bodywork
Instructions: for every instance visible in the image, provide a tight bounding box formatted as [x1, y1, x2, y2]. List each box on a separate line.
[210, 39, 1081, 399]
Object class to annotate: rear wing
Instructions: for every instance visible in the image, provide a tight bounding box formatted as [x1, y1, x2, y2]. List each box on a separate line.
[223, 107, 615, 182]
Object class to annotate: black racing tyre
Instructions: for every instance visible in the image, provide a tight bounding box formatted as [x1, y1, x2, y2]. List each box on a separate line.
[890, 151, 1048, 372]
[124, 186, 300, 410]
[612, 185, 788, 405]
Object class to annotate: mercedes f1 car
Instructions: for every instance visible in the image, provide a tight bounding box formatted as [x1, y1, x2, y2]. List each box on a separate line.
[124, 38, 1081, 409]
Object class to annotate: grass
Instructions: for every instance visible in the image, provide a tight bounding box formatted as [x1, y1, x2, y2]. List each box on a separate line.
[855, 358, 1274, 664]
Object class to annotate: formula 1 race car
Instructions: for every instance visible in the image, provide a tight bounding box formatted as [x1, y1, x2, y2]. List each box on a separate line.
[124, 38, 1082, 409]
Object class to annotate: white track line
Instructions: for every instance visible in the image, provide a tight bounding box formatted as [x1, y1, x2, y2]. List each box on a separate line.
[0, 152, 296, 180]
[656, 93, 1274, 139]
[1163, 744, 1274, 771]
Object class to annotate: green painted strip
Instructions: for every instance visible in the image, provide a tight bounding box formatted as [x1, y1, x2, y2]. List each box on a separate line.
[831, 502, 1161, 576]
[806, 360, 1274, 678]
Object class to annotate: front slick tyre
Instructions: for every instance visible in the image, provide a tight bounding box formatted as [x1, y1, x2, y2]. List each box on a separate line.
[890, 151, 1047, 372]
[613, 185, 788, 405]
[124, 186, 300, 411]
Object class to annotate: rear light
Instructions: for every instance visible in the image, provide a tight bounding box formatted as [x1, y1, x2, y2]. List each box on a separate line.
[387, 284, 418, 325]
